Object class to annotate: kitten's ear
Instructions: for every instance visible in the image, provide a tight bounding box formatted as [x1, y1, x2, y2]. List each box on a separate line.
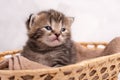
[67, 17, 74, 24]
[26, 14, 37, 30]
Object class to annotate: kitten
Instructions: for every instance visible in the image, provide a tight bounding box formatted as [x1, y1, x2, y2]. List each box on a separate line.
[21, 9, 77, 67]
[21, 9, 120, 67]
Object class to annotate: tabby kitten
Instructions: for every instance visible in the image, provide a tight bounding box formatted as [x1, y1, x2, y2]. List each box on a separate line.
[21, 9, 77, 67]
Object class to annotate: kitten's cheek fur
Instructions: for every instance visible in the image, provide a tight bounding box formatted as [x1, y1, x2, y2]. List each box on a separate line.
[58, 35, 65, 42]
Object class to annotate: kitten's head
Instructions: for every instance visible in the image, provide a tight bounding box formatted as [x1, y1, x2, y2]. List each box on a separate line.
[26, 9, 74, 47]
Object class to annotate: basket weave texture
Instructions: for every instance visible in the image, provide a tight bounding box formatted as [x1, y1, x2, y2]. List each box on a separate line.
[0, 42, 120, 80]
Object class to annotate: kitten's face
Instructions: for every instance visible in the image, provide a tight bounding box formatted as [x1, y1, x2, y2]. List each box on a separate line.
[38, 19, 70, 47]
[27, 10, 74, 47]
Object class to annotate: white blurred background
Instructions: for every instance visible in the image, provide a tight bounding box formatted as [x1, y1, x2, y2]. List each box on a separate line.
[0, 0, 120, 52]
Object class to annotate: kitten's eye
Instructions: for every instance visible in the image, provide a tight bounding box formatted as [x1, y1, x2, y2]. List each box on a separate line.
[44, 26, 52, 31]
[61, 28, 66, 32]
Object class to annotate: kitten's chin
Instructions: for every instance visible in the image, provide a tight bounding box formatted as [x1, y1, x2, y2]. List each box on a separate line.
[43, 39, 63, 47]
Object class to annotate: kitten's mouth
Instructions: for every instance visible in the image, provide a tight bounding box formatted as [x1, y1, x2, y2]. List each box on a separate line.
[51, 37, 60, 42]
[45, 35, 63, 47]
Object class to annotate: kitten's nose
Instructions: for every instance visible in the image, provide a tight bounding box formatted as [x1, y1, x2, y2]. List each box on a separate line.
[55, 33, 60, 37]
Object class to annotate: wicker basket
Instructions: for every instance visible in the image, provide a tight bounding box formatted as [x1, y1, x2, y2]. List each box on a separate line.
[0, 42, 120, 80]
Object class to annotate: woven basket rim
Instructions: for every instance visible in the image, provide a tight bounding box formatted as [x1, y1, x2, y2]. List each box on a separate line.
[0, 52, 119, 73]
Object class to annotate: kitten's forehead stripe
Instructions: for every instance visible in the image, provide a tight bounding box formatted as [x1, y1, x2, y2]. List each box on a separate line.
[51, 20, 62, 33]
[38, 9, 65, 25]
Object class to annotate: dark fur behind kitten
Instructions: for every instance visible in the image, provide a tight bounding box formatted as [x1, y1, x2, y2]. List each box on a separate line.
[21, 9, 77, 67]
